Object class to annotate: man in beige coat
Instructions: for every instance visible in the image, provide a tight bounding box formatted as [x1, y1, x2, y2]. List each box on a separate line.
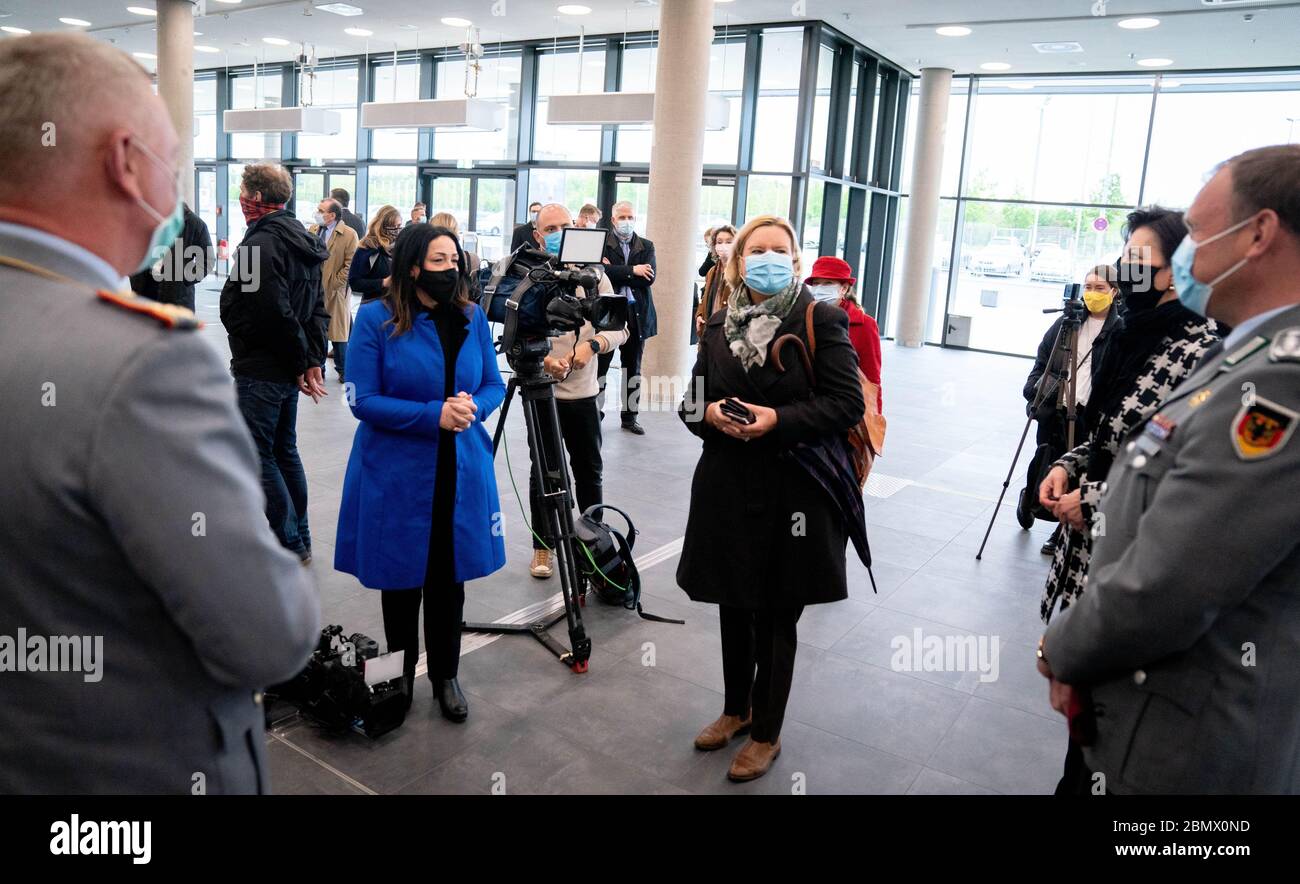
[311, 198, 358, 380]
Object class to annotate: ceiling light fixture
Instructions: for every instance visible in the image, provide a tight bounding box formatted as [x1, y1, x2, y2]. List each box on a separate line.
[213, 0, 243, 4]
[133, 51, 157, 59]
[315, 2, 364, 14]
[935, 26, 971, 37]
[1, 24, 30, 34]
[262, 36, 291, 46]
[344, 26, 373, 36]
[557, 5, 592, 14]
[441, 17, 472, 27]
[59, 17, 92, 27]
[1118, 17, 1160, 30]
[1137, 57, 1173, 67]
[126, 6, 157, 16]
[195, 45, 221, 53]
[1007, 83, 1034, 89]
[980, 62, 1012, 71]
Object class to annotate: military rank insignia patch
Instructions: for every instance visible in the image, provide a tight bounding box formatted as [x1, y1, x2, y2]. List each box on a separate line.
[96, 289, 202, 330]
[1231, 396, 1297, 461]
[1269, 327, 1300, 363]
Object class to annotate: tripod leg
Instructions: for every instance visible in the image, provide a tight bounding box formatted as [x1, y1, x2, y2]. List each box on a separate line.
[976, 416, 1034, 561]
[491, 376, 518, 458]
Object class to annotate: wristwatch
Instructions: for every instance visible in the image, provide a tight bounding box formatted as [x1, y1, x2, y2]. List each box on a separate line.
[589, 337, 602, 355]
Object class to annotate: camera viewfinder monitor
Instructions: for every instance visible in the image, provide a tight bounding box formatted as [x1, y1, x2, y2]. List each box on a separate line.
[559, 226, 606, 265]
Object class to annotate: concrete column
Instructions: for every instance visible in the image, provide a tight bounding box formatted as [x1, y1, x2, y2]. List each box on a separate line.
[156, 0, 195, 207]
[641, 0, 713, 406]
[895, 67, 952, 348]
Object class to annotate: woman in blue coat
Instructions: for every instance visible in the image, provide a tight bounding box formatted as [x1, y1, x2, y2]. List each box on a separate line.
[335, 223, 506, 722]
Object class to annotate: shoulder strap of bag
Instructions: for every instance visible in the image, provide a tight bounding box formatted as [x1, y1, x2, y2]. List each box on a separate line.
[805, 300, 819, 356]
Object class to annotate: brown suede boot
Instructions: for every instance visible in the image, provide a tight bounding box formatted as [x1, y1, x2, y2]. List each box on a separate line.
[727, 738, 782, 782]
[693, 712, 752, 751]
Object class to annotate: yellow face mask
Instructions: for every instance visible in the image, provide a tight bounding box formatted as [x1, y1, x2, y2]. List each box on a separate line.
[1083, 290, 1114, 314]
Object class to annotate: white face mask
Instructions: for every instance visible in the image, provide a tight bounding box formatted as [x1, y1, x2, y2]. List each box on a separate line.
[714, 243, 733, 261]
[808, 283, 842, 303]
[313, 211, 327, 227]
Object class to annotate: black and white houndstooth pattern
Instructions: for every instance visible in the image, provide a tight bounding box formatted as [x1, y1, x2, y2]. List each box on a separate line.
[1040, 317, 1220, 624]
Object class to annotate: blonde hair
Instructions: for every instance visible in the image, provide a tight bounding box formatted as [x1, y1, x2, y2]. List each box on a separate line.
[429, 211, 459, 234]
[361, 205, 401, 250]
[723, 215, 802, 291]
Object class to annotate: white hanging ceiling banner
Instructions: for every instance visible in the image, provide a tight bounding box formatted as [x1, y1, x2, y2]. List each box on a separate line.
[360, 98, 506, 131]
[546, 91, 731, 130]
[222, 107, 342, 135]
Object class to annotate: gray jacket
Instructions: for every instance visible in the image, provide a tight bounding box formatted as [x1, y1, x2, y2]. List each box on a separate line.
[0, 225, 320, 794]
[1044, 303, 1300, 794]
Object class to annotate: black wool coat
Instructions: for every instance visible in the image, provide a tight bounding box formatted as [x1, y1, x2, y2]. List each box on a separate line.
[676, 288, 865, 609]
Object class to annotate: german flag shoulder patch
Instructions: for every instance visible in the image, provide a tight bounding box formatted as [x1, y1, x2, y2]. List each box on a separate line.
[96, 289, 202, 330]
[1231, 396, 1298, 462]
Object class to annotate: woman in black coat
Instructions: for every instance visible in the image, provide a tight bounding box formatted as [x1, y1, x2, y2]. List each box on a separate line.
[677, 215, 865, 783]
[348, 204, 401, 304]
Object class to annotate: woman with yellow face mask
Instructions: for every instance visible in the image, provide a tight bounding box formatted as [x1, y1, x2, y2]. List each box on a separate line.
[1022, 263, 1121, 556]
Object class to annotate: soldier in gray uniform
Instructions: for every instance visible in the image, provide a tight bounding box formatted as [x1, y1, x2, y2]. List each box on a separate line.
[0, 33, 319, 793]
[1038, 144, 1300, 794]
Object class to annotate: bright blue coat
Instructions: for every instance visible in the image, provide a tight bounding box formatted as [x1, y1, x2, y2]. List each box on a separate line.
[335, 299, 507, 589]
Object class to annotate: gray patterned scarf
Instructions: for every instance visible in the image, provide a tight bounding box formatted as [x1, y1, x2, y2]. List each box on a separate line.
[724, 277, 803, 370]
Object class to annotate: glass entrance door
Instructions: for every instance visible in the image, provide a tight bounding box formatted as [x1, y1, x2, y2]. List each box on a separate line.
[293, 168, 356, 227]
[422, 174, 517, 264]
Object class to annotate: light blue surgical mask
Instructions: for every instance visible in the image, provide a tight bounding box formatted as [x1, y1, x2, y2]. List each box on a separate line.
[1171, 215, 1256, 317]
[130, 136, 184, 275]
[543, 229, 563, 255]
[615, 220, 635, 239]
[743, 250, 794, 295]
[808, 283, 842, 303]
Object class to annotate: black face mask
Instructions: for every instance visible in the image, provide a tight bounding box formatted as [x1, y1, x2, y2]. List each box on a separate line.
[1115, 262, 1167, 316]
[417, 268, 459, 305]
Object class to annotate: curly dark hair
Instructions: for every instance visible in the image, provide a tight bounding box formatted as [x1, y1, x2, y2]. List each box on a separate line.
[383, 224, 472, 336]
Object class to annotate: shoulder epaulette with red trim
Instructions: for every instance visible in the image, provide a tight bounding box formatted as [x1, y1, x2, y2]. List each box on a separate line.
[96, 290, 202, 330]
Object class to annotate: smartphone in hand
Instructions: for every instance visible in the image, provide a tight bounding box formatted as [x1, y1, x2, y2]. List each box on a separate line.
[720, 397, 756, 425]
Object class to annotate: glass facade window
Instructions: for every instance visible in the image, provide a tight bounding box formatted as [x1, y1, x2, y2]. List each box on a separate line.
[226, 162, 247, 251]
[435, 53, 522, 163]
[744, 174, 792, 221]
[473, 177, 516, 263]
[296, 65, 359, 163]
[370, 62, 420, 160]
[528, 168, 599, 213]
[704, 40, 745, 167]
[368, 166, 418, 221]
[899, 77, 969, 200]
[230, 72, 282, 160]
[615, 43, 657, 164]
[535, 50, 606, 163]
[802, 179, 825, 253]
[809, 44, 835, 173]
[194, 76, 216, 161]
[844, 61, 860, 177]
[751, 29, 803, 173]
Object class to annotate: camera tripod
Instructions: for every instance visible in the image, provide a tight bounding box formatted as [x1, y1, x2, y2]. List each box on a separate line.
[459, 338, 593, 673]
[976, 285, 1086, 561]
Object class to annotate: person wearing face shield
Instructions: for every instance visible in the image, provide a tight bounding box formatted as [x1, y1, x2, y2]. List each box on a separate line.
[0, 33, 319, 794]
[1038, 144, 1300, 795]
[1034, 206, 1221, 795]
[678, 215, 865, 783]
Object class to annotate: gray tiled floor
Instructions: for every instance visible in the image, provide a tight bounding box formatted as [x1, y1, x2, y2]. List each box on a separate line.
[193, 281, 1067, 795]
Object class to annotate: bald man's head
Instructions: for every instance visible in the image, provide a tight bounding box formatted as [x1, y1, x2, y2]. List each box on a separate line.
[0, 32, 167, 201]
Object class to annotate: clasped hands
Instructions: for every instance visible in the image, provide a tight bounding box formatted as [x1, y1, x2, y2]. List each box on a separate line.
[439, 392, 478, 432]
[704, 399, 778, 441]
[1039, 465, 1085, 530]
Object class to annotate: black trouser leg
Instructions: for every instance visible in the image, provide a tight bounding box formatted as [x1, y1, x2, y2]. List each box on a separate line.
[718, 605, 756, 719]
[380, 587, 423, 695]
[557, 396, 604, 512]
[618, 311, 643, 423]
[1055, 736, 1095, 795]
[423, 579, 465, 680]
[750, 607, 803, 743]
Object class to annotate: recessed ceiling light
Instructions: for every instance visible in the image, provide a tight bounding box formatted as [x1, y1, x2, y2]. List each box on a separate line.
[1007, 83, 1034, 89]
[980, 62, 1012, 71]
[133, 51, 156, 60]
[1033, 41, 1083, 54]
[1, 25, 30, 34]
[262, 37, 291, 46]
[935, 26, 971, 37]
[1137, 57, 1173, 67]
[441, 17, 472, 27]
[344, 26, 372, 36]
[195, 45, 220, 53]
[127, 6, 157, 16]
[1118, 17, 1160, 30]
[59, 17, 92, 27]
[557, 4, 591, 14]
[314, 2, 364, 15]
[213, 0, 243, 4]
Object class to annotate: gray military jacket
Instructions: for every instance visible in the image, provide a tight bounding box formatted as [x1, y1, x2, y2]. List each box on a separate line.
[1044, 302, 1300, 794]
[0, 225, 320, 794]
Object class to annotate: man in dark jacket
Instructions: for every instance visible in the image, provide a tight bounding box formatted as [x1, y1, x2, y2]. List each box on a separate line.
[509, 201, 543, 252]
[597, 200, 658, 434]
[220, 162, 330, 563]
[128, 202, 213, 311]
[330, 187, 366, 239]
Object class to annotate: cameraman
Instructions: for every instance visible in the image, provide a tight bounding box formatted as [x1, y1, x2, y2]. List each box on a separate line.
[526, 204, 629, 579]
[1023, 264, 1119, 554]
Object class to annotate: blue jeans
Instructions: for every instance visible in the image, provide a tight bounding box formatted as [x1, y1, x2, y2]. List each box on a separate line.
[235, 376, 311, 558]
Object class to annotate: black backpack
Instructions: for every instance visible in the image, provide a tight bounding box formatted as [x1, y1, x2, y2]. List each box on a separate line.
[573, 505, 683, 624]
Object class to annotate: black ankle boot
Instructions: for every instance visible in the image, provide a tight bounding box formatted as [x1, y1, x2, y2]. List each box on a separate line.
[436, 678, 468, 722]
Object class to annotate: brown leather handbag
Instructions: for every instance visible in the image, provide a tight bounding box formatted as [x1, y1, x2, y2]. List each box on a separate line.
[771, 301, 886, 489]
